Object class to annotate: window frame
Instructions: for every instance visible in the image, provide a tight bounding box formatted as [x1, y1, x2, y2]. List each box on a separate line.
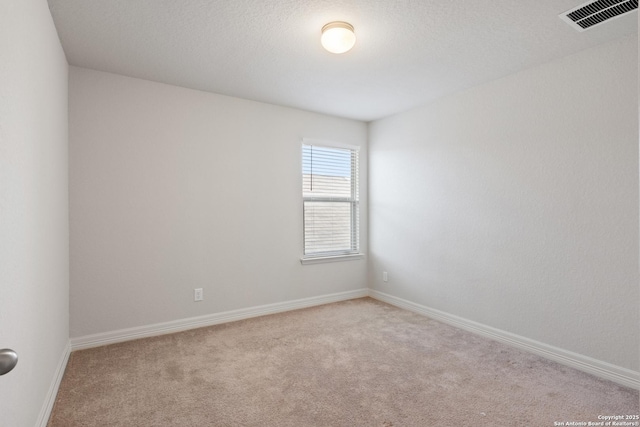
[300, 139, 362, 263]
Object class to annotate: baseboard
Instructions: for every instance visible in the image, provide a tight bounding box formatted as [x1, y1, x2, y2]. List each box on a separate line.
[36, 340, 71, 427]
[71, 288, 369, 351]
[369, 290, 640, 390]
[67, 287, 639, 390]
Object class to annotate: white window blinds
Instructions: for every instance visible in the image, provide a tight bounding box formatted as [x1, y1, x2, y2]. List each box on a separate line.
[302, 142, 360, 257]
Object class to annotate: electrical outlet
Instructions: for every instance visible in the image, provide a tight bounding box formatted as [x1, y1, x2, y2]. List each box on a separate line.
[194, 288, 203, 301]
[383, 271, 388, 282]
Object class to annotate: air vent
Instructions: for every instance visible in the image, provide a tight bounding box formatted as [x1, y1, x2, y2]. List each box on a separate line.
[559, 0, 638, 31]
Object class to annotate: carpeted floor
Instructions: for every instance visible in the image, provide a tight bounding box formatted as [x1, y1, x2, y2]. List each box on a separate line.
[49, 298, 638, 426]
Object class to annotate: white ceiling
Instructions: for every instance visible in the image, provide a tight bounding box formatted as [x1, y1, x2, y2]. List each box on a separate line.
[48, 0, 637, 122]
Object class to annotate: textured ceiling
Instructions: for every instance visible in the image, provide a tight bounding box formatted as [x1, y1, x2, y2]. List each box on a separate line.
[48, 0, 637, 121]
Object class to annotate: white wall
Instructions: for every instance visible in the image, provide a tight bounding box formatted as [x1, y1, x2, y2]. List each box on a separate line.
[0, 1, 69, 426]
[369, 35, 639, 372]
[69, 67, 367, 338]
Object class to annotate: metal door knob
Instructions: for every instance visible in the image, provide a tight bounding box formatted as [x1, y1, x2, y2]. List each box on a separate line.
[0, 349, 18, 375]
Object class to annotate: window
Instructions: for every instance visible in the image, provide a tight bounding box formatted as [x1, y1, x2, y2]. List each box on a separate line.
[302, 141, 360, 260]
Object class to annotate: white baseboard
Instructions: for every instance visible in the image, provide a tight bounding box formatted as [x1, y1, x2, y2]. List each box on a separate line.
[36, 340, 71, 427]
[71, 288, 369, 351]
[369, 290, 640, 390]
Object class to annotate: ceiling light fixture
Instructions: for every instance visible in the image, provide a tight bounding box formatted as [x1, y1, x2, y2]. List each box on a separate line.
[321, 21, 356, 54]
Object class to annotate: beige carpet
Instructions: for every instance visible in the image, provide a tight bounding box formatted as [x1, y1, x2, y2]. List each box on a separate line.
[49, 298, 638, 426]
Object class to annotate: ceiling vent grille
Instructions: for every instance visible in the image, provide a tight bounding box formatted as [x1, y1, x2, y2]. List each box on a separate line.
[559, 0, 638, 31]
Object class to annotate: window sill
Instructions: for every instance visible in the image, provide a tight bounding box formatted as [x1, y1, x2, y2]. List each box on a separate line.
[300, 253, 364, 265]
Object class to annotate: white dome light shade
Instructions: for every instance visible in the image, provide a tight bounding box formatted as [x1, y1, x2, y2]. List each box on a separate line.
[321, 22, 356, 54]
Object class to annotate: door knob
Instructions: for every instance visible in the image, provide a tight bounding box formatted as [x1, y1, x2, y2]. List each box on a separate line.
[0, 349, 18, 375]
